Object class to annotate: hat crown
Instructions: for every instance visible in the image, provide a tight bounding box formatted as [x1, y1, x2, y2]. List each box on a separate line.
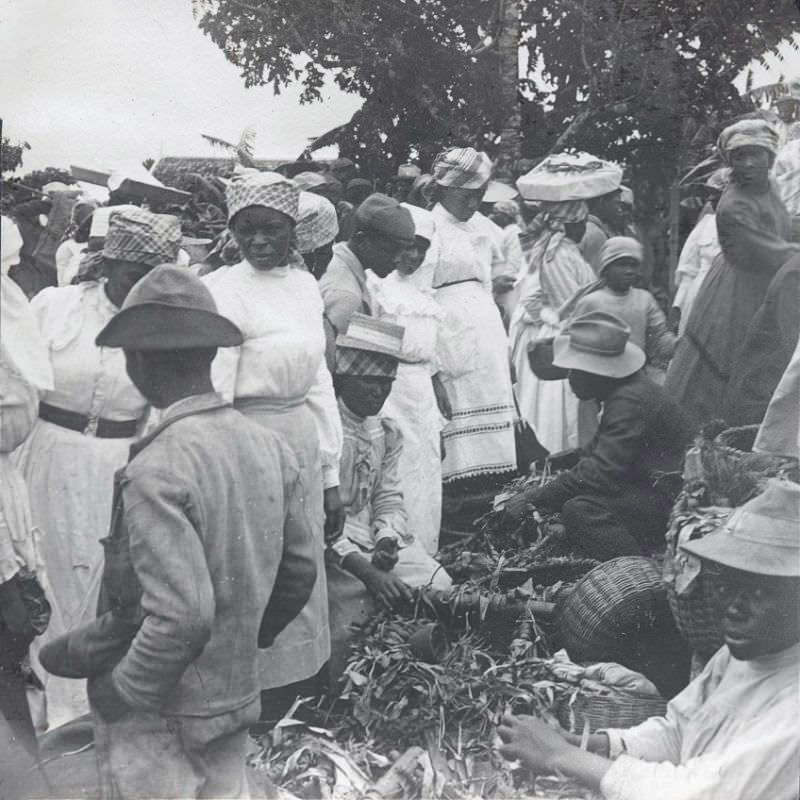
[122, 264, 218, 314]
[599, 236, 643, 272]
[567, 311, 632, 357]
[353, 194, 415, 242]
[725, 479, 800, 550]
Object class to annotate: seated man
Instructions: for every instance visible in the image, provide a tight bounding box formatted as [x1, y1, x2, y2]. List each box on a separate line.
[329, 313, 452, 603]
[504, 311, 693, 561]
[497, 478, 800, 800]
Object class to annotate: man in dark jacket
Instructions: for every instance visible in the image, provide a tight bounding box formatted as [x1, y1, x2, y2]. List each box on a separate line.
[40, 266, 317, 799]
[504, 311, 693, 561]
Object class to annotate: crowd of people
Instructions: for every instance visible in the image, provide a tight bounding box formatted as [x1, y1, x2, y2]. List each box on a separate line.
[1, 97, 799, 799]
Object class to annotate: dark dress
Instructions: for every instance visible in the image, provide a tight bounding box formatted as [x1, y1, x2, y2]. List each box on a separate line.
[724, 256, 800, 425]
[665, 179, 799, 426]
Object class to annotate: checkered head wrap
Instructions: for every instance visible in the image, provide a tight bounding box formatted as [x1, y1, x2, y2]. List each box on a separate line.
[432, 147, 493, 189]
[103, 207, 182, 267]
[296, 192, 339, 253]
[226, 172, 301, 222]
[334, 346, 398, 378]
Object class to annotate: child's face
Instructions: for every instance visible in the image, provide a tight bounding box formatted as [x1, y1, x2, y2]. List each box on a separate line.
[604, 257, 641, 292]
[338, 375, 395, 417]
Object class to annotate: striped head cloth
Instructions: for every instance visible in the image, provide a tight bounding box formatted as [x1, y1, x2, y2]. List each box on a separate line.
[226, 172, 301, 222]
[432, 147, 493, 190]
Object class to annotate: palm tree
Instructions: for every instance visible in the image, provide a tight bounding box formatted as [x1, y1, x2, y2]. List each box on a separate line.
[200, 125, 257, 168]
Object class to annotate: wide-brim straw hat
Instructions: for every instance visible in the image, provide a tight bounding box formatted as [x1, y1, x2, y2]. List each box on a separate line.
[553, 311, 645, 378]
[96, 264, 242, 350]
[681, 479, 800, 576]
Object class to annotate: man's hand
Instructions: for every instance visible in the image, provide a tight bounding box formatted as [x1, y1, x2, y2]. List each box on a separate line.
[492, 275, 517, 295]
[88, 672, 131, 723]
[363, 569, 413, 608]
[323, 486, 346, 544]
[496, 714, 571, 773]
[372, 538, 399, 572]
[499, 487, 542, 525]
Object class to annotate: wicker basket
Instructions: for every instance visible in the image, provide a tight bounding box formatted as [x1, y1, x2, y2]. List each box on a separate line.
[556, 557, 669, 664]
[663, 506, 729, 660]
[556, 690, 667, 733]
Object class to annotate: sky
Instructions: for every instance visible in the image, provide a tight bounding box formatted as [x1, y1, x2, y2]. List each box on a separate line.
[0, 0, 361, 173]
[1, 0, 799, 176]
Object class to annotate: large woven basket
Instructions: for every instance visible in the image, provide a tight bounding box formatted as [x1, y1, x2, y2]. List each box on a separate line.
[556, 690, 667, 733]
[557, 557, 667, 664]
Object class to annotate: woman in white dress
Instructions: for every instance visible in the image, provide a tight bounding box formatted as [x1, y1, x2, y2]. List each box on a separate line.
[366, 204, 462, 555]
[15, 207, 182, 729]
[206, 172, 343, 722]
[510, 200, 596, 452]
[428, 148, 517, 490]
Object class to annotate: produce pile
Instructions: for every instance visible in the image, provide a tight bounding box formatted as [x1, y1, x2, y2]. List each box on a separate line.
[250, 472, 605, 799]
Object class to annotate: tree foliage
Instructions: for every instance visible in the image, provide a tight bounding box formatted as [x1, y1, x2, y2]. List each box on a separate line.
[192, 0, 797, 178]
[1, 137, 31, 174]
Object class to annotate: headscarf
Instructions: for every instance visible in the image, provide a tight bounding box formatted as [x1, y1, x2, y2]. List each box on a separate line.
[226, 172, 301, 222]
[296, 192, 339, 253]
[432, 147, 492, 190]
[103, 207, 182, 267]
[717, 118, 780, 161]
[598, 236, 643, 274]
[529, 199, 589, 265]
[401, 202, 435, 243]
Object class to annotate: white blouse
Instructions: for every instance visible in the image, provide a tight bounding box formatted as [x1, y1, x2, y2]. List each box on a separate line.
[207, 261, 342, 487]
[30, 282, 147, 422]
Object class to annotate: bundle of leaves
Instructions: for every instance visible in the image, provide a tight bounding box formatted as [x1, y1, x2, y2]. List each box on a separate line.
[323, 617, 570, 766]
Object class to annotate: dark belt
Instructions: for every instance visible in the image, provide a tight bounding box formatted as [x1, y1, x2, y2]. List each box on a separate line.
[39, 402, 139, 439]
[432, 278, 482, 290]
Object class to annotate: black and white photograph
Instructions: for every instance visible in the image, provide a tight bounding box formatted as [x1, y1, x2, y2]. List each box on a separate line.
[1, 1, 799, 797]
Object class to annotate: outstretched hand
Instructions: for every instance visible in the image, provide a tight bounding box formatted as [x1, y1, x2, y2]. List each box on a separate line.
[496, 713, 570, 774]
[499, 487, 541, 525]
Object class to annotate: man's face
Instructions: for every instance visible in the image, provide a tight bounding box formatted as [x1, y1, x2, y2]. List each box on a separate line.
[706, 565, 800, 660]
[729, 146, 772, 188]
[337, 375, 395, 417]
[567, 369, 604, 400]
[105, 259, 152, 306]
[354, 232, 409, 277]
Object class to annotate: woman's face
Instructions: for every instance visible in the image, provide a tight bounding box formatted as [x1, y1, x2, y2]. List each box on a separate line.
[439, 185, 487, 222]
[230, 206, 294, 270]
[396, 236, 430, 275]
[564, 220, 587, 244]
[729, 146, 772, 187]
[104, 258, 152, 307]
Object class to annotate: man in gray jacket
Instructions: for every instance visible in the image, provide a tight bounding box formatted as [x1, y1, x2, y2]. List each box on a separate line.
[40, 265, 317, 799]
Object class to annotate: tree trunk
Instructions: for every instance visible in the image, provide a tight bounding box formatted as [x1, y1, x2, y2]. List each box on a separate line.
[494, 0, 522, 179]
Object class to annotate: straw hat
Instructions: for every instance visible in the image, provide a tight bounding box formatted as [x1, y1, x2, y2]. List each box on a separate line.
[96, 264, 243, 350]
[335, 313, 404, 377]
[553, 311, 645, 378]
[681, 480, 800, 577]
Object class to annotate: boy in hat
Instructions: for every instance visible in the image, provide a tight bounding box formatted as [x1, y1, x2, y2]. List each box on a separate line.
[319, 194, 415, 368]
[504, 311, 693, 561]
[328, 314, 452, 601]
[39, 265, 317, 799]
[498, 478, 800, 800]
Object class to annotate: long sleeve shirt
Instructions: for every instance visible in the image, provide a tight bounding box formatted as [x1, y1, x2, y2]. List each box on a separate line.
[571, 286, 676, 366]
[74, 393, 317, 717]
[537, 372, 693, 507]
[599, 643, 800, 800]
[207, 261, 342, 488]
[330, 400, 410, 561]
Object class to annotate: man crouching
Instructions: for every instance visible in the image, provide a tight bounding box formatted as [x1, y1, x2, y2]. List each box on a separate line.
[40, 265, 317, 799]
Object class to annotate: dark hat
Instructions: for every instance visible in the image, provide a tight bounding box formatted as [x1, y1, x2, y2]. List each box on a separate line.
[96, 264, 243, 350]
[351, 194, 415, 245]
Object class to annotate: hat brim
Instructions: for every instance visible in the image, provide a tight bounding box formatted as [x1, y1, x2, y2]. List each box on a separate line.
[96, 304, 243, 350]
[335, 335, 401, 358]
[681, 533, 800, 577]
[552, 335, 645, 378]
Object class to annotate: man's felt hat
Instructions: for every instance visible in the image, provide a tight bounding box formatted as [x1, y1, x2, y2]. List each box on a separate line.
[681, 480, 800, 577]
[96, 264, 242, 350]
[553, 311, 645, 378]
